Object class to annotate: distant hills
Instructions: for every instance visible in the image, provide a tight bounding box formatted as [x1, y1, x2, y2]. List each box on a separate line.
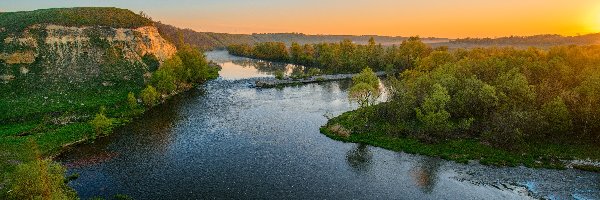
[156, 21, 600, 50]
[155, 22, 449, 50]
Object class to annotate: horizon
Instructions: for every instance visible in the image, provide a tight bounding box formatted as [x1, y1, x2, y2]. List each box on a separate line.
[1, 1, 600, 39]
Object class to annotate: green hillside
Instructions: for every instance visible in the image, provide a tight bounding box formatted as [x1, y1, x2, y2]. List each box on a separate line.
[0, 7, 152, 34]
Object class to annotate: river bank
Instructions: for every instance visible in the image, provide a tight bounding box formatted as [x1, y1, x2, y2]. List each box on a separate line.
[254, 71, 386, 88]
[0, 77, 214, 199]
[51, 50, 600, 200]
[322, 106, 600, 173]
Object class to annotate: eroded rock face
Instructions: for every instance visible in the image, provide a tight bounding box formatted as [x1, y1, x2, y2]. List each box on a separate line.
[0, 24, 176, 86]
[0, 51, 36, 64]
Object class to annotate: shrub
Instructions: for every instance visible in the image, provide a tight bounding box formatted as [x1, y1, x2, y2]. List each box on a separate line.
[349, 67, 381, 107]
[274, 70, 284, 80]
[140, 85, 159, 107]
[127, 92, 137, 109]
[9, 159, 76, 200]
[152, 67, 177, 94]
[307, 68, 322, 76]
[90, 106, 112, 136]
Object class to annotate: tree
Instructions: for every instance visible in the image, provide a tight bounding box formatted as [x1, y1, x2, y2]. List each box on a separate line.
[349, 67, 380, 107]
[9, 159, 76, 200]
[399, 36, 431, 70]
[540, 97, 573, 139]
[415, 84, 453, 138]
[90, 106, 112, 136]
[141, 85, 159, 107]
[152, 67, 177, 94]
[177, 46, 210, 83]
[127, 92, 137, 109]
[290, 42, 303, 63]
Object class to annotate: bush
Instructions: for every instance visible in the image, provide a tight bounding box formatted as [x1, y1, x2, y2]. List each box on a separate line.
[90, 106, 112, 136]
[307, 68, 322, 76]
[9, 159, 76, 200]
[127, 92, 137, 109]
[151, 67, 177, 94]
[140, 85, 159, 107]
[274, 70, 284, 80]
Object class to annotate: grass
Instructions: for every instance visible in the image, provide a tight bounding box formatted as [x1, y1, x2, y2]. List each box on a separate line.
[321, 110, 600, 171]
[0, 85, 148, 198]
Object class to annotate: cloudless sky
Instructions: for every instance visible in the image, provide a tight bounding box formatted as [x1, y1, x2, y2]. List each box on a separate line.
[2, 0, 600, 38]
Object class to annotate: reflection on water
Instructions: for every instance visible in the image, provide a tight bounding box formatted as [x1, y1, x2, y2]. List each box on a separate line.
[411, 157, 441, 194]
[208, 50, 304, 80]
[346, 144, 373, 173]
[55, 50, 599, 200]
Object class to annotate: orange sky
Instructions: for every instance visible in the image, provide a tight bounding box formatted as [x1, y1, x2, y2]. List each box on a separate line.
[4, 0, 600, 38]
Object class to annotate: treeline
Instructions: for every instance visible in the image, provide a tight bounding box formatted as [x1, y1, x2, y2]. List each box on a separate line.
[449, 33, 600, 48]
[156, 22, 429, 50]
[0, 7, 153, 34]
[228, 37, 434, 74]
[367, 42, 600, 149]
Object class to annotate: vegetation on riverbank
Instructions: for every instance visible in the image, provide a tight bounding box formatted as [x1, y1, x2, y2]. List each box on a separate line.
[317, 38, 600, 171]
[323, 105, 600, 170]
[1, 35, 217, 200]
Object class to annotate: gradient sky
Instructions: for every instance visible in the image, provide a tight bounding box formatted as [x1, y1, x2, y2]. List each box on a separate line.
[2, 0, 600, 38]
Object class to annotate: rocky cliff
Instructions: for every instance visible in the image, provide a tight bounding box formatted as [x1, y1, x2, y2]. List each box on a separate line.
[0, 7, 179, 120]
[1, 24, 176, 86]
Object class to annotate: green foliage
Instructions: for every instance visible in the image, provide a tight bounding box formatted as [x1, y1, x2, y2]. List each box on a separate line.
[127, 92, 137, 109]
[9, 159, 76, 200]
[90, 106, 112, 136]
[142, 54, 160, 72]
[177, 46, 215, 83]
[274, 70, 285, 80]
[307, 68, 322, 76]
[540, 97, 573, 139]
[140, 85, 159, 107]
[314, 44, 600, 150]
[349, 68, 381, 108]
[415, 84, 453, 139]
[0, 7, 153, 35]
[228, 37, 423, 74]
[152, 67, 177, 94]
[148, 47, 218, 95]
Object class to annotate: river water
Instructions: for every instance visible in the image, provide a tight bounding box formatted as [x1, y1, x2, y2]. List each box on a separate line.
[56, 50, 599, 200]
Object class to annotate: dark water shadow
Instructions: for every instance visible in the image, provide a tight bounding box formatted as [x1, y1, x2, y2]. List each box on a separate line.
[346, 144, 373, 173]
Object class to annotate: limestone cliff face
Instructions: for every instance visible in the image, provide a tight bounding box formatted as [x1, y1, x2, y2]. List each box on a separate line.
[0, 24, 176, 86]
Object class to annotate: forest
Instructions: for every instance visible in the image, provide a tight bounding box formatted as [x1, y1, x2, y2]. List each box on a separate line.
[447, 33, 600, 48]
[228, 37, 433, 74]
[229, 37, 600, 157]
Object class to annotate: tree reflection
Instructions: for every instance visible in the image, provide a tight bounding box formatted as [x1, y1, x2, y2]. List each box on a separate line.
[346, 144, 373, 173]
[410, 157, 441, 194]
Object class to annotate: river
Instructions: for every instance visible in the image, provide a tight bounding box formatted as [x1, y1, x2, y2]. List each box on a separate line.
[56, 50, 599, 200]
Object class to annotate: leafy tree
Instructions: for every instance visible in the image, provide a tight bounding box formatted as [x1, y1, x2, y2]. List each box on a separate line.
[141, 85, 159, 107]
[274, 70, 284, 80]
[152, 67, 177, 94]
[90, 106, 112, 136]
[415, 84, 453, 138]
[127, 92, 137, 109]
[9, 159, 76, 200]
[349, 68, 380, 107]
[540, 97, 573, 139]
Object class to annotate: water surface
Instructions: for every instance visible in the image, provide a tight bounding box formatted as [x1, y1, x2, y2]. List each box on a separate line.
[57, 50, 599, 199]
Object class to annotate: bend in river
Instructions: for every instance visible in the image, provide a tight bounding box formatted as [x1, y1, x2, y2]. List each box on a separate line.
[56, 50, 600, 200]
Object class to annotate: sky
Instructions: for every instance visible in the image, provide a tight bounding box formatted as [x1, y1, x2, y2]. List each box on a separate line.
[2, 0, 600, 38]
